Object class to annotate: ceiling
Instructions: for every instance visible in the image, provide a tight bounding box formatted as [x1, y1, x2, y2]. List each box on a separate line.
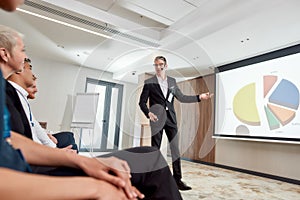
[1, 0, 300, 83]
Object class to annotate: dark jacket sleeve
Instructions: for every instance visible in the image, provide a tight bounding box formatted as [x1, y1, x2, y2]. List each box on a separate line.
[173, 82, 200, 103]
[139, 81, 150, 118]
[5, 92, 26, 135]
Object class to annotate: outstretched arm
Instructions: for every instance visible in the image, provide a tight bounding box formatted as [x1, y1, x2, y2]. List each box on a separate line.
[173, 84, 200, 103]
[174, 84, 213, 103]
[10, 131, 82, 167]
[199, 92, 213, 100]
[9, 131, 144, 199]
[0, 168, 131, 200]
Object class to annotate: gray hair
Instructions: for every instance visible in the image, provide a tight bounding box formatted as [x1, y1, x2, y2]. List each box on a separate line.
[0, 25, 23, 55]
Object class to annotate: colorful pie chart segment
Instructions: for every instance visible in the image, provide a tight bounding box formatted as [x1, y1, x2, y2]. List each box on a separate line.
[233, 76, 299, 130]
[264, 75, 277, 97]
[264, 106, 280, 130]
[267, 103, 296, 126]
[233, 83, 260, 126]
[269, 79, 299, 110]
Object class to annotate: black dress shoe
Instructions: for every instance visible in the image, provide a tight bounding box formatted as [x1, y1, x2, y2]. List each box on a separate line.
[176, 180, 192, 191]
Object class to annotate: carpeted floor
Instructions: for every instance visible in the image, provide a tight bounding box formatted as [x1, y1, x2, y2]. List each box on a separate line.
[80, 152, 299, 199]
[178, 159, 300, 200]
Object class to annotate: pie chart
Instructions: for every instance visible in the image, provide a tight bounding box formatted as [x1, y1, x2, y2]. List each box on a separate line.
[233, 83, 260, 126]
[233, 75, 299, 130]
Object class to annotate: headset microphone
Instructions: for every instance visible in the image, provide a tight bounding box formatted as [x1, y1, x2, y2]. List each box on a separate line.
[161, 67, 164, 70]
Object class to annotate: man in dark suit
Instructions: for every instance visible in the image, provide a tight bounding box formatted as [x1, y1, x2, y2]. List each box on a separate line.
[6, 58, 77, 152]
[139, 56, 212, 190]
[0, 23, 182, 199]
[5, 72, 33, 139]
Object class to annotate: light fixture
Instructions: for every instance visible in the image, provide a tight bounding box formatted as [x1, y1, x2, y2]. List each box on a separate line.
[17, 8, 112, 39]
[57, 44, 64, 48]
[131, 71, 136, 75]
[16, 8, 156, 48]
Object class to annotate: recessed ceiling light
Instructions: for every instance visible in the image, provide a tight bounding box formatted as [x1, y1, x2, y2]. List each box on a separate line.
[57, 44, 64, 48]
[241, 37, 250, 43]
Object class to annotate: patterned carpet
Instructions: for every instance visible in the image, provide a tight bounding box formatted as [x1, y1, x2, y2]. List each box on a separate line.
[178, 160, 300, 200]
[80, 152, 299, 199]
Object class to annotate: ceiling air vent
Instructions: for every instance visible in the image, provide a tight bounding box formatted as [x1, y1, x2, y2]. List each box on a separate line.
[24, 0, 160, 47]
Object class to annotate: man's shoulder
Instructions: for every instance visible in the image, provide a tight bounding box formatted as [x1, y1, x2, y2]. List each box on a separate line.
[5, 80, 12, 89]
[144, 76, 156, 84]
[167, 76, 176, 82]
[5, 81, 16, 96]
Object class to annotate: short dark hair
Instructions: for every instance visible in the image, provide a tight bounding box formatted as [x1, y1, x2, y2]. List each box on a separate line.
[24, 58, 31, 63]
[154, 56, 167, 65]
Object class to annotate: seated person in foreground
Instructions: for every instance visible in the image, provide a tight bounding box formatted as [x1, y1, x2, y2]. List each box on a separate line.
[0, 21, 182, 200]
[6, 59, 77, 152]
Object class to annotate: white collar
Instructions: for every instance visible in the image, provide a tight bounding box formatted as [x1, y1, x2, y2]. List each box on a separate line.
[156, 75, 167, 82]
[8, 81, 29, 98]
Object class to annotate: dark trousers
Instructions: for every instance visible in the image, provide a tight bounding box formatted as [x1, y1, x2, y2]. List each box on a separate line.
[151, 113, 182, 182]
[53, 131, 78, 152]
[31, 146, 182, 200]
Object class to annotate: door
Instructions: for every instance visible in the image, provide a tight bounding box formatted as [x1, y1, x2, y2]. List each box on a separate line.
[83, 78, 123, 152]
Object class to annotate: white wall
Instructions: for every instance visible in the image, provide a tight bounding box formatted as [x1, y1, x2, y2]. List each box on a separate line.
[27, 52, 300, 181]
[215, 139, 300, 180]
[28, 56, 137, 149]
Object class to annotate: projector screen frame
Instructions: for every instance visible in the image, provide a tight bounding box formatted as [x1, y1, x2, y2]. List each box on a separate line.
[214, 43, 300, 143]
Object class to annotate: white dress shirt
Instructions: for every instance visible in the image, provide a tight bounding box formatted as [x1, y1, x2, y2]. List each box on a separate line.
[8, 81, 56, 148]
[156, 75, 168, 98]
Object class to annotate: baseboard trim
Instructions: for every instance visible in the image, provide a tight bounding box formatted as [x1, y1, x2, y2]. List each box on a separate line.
[181, 157, 300, 185]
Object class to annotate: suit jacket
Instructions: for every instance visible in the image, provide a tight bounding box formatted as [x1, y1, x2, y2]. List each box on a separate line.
[5, 81, 32, 139]
[139, 76, 200, 125]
